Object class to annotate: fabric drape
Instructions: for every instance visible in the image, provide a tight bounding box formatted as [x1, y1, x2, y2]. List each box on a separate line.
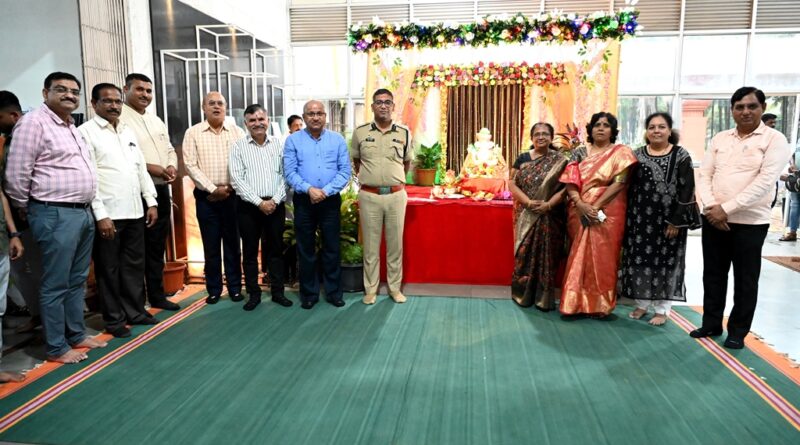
[446, 85, 524, 174]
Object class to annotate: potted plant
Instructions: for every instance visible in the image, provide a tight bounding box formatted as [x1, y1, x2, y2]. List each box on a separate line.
[415, 142, 442, 186]
[339, 184, 364, 292]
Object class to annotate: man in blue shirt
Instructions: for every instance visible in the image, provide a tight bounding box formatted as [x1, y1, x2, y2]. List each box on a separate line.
[284, 100, 351, 309]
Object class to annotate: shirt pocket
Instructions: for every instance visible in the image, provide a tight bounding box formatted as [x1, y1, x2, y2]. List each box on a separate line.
[736, 146, 765, 170]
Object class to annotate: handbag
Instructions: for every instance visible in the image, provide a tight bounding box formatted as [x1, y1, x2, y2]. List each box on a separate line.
[786, 173, 800, 193]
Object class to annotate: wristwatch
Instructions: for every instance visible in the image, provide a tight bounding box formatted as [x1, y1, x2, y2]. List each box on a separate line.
[8, 231, 22, 238]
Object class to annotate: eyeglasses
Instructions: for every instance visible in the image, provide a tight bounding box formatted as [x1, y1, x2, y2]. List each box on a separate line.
[98, 98, 123, 105]
[373, 100, 394, 107]
[305, 112, 326, 118]
[49, 86, 81, 96]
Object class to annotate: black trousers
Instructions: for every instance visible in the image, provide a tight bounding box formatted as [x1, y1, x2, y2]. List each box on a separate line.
[293, 193, 342, 304]
[93, 218, 150, 329]
[194, 189, 242, 297]
[239, 198, 285, 299]
[701, 217, 769, 339]
[143, 184, 171, 304]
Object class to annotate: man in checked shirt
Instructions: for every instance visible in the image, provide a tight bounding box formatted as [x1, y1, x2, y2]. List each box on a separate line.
[229, 104, 293, 311]
[4, 72, 107, 363]
[183, 91, 246, 305]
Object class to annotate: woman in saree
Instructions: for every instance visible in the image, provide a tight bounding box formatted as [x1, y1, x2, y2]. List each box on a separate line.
[619, 113, 700, 325]
[510, 123, 568, 311]
[560, 112, 638, 317]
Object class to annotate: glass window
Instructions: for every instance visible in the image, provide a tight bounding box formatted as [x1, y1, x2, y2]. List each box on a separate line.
[680, 35, 747, 93]
[618, 37, 678, 94]
[680, 95, 796, 152]
[616, 96, 674, 147]
[748, 34, 800, 92]
[350, 51, 367, 98]
[292, 45, 349, 97]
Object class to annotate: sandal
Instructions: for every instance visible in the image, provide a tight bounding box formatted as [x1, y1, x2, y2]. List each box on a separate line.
[649, 314, 668, 326]
[629, 308, 647, 320]
[779, 233, 797, 241]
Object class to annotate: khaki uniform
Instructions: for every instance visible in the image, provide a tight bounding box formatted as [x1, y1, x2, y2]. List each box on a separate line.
[351, 122, 413, 295]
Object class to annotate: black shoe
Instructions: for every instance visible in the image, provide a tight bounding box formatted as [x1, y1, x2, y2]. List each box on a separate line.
[272, 295, 293, 307]
[243, 298, 261, 311]
[689, 326, 723, 338]
[329, 299, 345, 308]
[301, 300, 316, 310]
[206, 294, 221, 305]
[723, 336, 745, 349]
[131, 316, 159, 325]
[151, 300, 180, 311]
[107, 325, 131, 338]
[230, 292, 244, 302]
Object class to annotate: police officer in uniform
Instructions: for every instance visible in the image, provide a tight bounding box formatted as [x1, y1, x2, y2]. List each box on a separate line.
[351, 88, 412, 305]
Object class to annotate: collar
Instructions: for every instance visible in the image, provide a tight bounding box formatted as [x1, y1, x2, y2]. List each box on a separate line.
[730, 121, 767, 138]
[247, 133, 274, 146]
[201, 119, 231, 133]
[92, 115, 125, 132]
[122, 103, 146, 117]
[41, 103, 73, 126]
[370, 121, 396, 133]
[304, 128, 325, 139]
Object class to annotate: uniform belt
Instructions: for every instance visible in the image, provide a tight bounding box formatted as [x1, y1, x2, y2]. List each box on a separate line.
[30, 198, 91, 209]
[360, 184, 404, 195]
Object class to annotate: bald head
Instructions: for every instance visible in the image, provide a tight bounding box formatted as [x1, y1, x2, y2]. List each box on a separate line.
[302, 100, 327, 137]
[203, 91, 227, 127]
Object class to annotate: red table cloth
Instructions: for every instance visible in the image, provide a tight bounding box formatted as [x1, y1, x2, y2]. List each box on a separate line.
[379, 186, 514, 285]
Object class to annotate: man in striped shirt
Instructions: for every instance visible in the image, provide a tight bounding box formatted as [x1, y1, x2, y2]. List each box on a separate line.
[229, 104, 292, 311]
[4, 72, 107, 363]
[183, 92, 246, 305]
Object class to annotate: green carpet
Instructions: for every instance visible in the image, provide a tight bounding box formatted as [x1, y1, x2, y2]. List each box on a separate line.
[1, 295, 799, 445]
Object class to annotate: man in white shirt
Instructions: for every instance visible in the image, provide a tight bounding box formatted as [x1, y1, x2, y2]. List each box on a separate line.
[79, 83, 159, 338]
[230, 104, 291, 311]
[120, 73, 180, 311]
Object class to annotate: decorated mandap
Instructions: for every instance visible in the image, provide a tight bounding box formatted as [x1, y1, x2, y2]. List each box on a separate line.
[350, 7, 640, 285]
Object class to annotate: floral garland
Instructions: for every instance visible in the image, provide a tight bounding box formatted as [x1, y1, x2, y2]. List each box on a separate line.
[412, 61, 567, 90]
[348, 9, 639, 52]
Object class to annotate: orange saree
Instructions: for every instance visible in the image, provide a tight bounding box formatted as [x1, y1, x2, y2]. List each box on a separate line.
[559, 144, 638, 316]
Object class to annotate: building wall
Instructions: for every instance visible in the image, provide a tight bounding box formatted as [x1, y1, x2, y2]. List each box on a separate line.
[0, 0, 85, 112]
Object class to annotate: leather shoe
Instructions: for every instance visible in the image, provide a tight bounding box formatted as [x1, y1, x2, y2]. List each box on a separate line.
[723, 336, 745, 349]
[131, 316, 159, 325]
[243, 298, 261, 311]
[329, 299, 345, 308]
[272, 295, 293, 307]
[362, 294, 377, 305]
[301, 300, 316, 310]
[151, 300, 180, 311]
[230, 292, 244, 302]
[689, 326, 722, 338]
[206, 294, 221, 305]
[107, 325, 131, 338]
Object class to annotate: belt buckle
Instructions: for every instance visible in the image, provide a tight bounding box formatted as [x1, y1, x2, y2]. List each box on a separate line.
[378, 186, 391, 195]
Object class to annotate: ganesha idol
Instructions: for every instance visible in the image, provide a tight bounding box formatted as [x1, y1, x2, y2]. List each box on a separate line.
[459, 127, 508, 195]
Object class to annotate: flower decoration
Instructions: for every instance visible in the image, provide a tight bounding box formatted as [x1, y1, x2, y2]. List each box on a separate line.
[411, 61, 567, 90]
[347, 9, 639, 52]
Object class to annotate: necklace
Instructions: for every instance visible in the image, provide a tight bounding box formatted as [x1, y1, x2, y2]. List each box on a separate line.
[588, 143, 611, 157]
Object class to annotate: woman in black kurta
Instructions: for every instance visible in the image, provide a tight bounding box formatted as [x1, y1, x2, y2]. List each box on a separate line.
[618, 113, 701, 325]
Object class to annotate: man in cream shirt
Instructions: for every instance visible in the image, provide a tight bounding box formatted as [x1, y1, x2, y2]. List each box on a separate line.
[692, 86, 791, 349]
[120, 73, 180, 311]
[79, 83, 159, 338]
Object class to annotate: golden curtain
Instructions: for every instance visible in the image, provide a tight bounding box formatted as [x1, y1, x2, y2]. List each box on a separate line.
[445, 84, 524, 173]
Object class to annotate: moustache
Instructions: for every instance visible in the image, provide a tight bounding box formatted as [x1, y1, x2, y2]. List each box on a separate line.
[62, 98, 77, 104]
